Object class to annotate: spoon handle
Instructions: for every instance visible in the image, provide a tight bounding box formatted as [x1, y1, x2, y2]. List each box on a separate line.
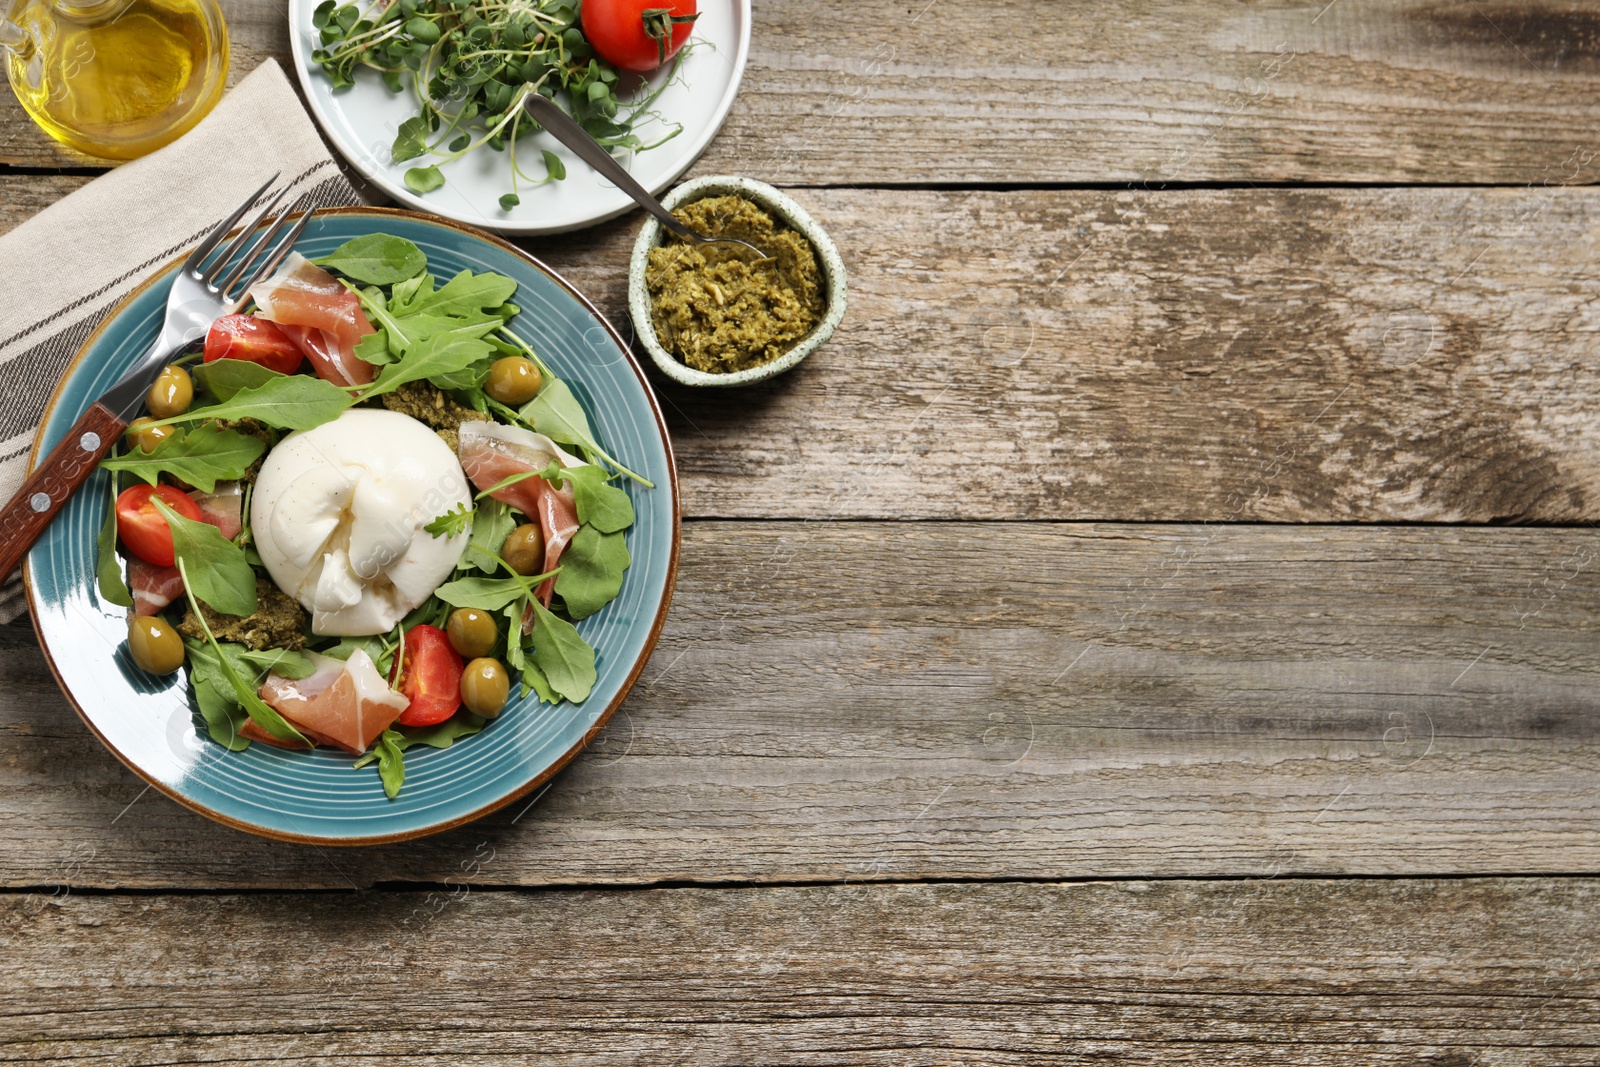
[521, 92, 694, 241]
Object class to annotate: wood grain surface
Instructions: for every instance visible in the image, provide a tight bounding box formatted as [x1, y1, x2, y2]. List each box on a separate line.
[7, 186, 1599, 524]
[5, 877, 1598, 1062]
[0, 175, 91, 233]
[541, 186, 1600, 524]
[5, 0, 1600, 185]
[4, 0, 1599, 1056]
[2, 521, 1594, 890]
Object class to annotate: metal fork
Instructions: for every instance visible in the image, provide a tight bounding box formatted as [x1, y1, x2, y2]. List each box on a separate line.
[0, 175, 313, 582]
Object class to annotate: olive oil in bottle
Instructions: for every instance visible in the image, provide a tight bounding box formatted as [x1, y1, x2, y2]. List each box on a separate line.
[3, 0, 229, 159]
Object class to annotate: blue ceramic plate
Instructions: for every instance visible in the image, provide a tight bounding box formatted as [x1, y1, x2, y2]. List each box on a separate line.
[25, 207, 680, 845]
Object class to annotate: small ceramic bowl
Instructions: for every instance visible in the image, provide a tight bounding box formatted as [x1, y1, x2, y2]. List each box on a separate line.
[628, 176, 847, 387]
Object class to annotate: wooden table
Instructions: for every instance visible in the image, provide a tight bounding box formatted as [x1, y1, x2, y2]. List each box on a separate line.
[5, 0, 1600, 1060]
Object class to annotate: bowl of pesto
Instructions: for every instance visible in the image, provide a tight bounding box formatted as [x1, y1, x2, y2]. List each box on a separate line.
[628, 176, 847, 387]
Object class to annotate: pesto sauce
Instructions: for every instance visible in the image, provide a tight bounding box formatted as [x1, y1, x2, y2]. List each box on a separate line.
[645, 195, 825, 374]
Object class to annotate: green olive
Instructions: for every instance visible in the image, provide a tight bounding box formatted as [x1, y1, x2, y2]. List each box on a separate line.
[446, 607, 498, 659]
[484, 356, 542, 405]
[128, 615, 185, 675]
[146, 364, 193, 420]
[460, 657, 510, 717]
[501, 522, 546, 575]
[127, 417, 174, 453]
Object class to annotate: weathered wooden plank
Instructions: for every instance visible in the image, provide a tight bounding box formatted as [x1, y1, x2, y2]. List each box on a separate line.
[2, 521, 1596, 889]
[0, 174, 92, 237]
[5, 183, 1599, 521]
[514, 185, 1600, 523]
[6, 0, 1600, 183]
[4, 878, 1598, 1062]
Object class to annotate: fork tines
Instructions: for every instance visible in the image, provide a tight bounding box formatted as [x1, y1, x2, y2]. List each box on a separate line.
[187, 173, 315, 304]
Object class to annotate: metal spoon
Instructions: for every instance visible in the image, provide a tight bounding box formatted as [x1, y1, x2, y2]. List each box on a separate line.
[521, 92, 772, 261]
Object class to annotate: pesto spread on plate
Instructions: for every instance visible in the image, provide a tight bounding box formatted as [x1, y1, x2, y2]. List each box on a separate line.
[645, 195, 825, 374]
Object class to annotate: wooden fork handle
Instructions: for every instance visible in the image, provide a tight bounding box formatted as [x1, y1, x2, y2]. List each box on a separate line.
[0, 403, 126, 583]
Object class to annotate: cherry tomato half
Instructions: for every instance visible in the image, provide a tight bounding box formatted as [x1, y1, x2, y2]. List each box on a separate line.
[581, 0, 697, 72]
[394, 624, 464, 727]
[115, 484, 202, 567]
[203, 314, 304, 375]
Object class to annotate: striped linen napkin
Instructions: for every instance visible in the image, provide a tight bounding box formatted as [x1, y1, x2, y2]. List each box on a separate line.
[0, 59, 365, 623]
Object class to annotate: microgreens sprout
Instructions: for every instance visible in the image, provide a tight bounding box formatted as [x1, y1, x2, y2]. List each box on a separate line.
[311, 0, 685, 210]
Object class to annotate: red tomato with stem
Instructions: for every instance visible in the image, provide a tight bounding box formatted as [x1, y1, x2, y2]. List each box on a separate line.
[581, 0, 698, 72]
[115, 484, 203, 567]
[204, 314, 304, 375]
[394, 625, 464, 727]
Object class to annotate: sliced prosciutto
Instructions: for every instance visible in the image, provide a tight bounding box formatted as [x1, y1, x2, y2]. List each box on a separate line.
[237, 718, 311, 750]
[130, 558, 187, 617]
[128, 483, 242, 615]
[248, 253, 376, 388]
[190, 482, 243, 540]
[258, 650, 409, 755]
[457, 420, 585, 607]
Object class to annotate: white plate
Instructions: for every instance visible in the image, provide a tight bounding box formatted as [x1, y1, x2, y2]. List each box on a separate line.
[286, 0, 750, 235]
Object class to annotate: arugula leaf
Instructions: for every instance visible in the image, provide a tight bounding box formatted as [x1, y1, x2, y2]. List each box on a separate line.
[349, 279, 502, 359]
[96, 474, 132, 608]
[154, 499, 257, 617]
[519, 658, 557, 703]
[152, 374, 353, 432]
[178, 588, 309, 747]
[520, 379, 651, 486]
[373, 729, 407, 798]
[315, 234, 427, 286]
[193, 358, 287, 401]
[389, 272, 435, 315]
[321, 636, 384, 660]
[554, 526, 630, 619]
[403, 269, 517, 319]
[359, 332, 495, 400]
[434, 574, 544, 611]
[401, 595, 448, 633]
[185, 639, 294, 751]
[388, 312, 501, 354]
[519, 378, 592, 448]
[526, 598, 596, 702]
[353, 715, 487, 790]
[191, 673, 250, 752]
[396, 713, 487, 749]
[353, 330, 393, 366]
[463, 498, 515, 572]
[102, 423, 266, 492]
[539, 461, 634, 533]
[425, 503, 473, 539]
[427, 356, 493, 392]
[320, 635, 394, 677]
[238, 648, 317, 679]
